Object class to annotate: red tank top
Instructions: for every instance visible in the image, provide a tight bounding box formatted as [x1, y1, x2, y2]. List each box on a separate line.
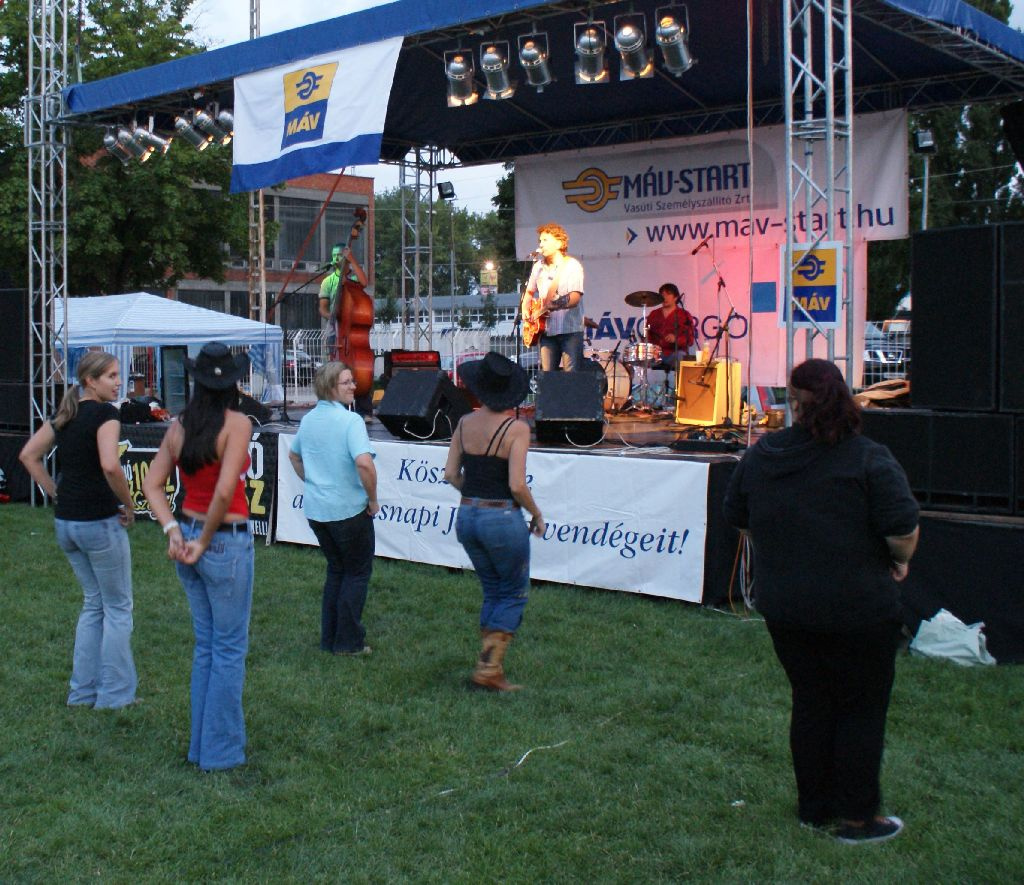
[181, 455, 251, 517]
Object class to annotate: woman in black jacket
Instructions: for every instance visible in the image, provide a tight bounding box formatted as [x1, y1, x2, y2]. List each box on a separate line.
[724, 359, 919, 845]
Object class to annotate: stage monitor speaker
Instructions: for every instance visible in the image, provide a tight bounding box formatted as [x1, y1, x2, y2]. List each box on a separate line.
[674, 360, 741, 427]
[911, 226, 998, 411]
[238, 391, 273, 425]
[1002, 101, 1024, 169]
[377, 369, 471, 441]
[535, 371, 604, 445]
[0, 290, 28, 381]
[0, 381, 30, 430]
[1000, 223, 1024, 412]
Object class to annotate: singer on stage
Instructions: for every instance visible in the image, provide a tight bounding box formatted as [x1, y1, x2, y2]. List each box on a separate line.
[523, 223, 585, 372]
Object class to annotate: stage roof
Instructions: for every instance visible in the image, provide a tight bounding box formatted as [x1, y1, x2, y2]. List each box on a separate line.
[64, 0, 1024, 166]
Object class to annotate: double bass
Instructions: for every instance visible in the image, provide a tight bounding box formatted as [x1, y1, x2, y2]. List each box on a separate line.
[334, 207, 375, 398]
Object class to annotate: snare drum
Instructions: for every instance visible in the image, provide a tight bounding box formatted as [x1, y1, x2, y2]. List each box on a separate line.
[625, 342, 662, 366]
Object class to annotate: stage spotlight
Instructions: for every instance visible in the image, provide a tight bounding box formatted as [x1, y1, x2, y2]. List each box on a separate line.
[133, 126, 171, 159]
[116, 127, 149, 160]
[103, 131, 133, 165]
[215, 110, 234, 144]
[445, 51, 479, 107]
[174, 115, 212, 150]
[574, 23, 609, 84]
[480, 42, 515, 100]
[913, 129, 937, 154]
[193, 110, 231, 144]
[614, 16, 653, 80]
[656, 7, 694, 75]
[437, 181, 456, 201]
[518, 34, 552, 91]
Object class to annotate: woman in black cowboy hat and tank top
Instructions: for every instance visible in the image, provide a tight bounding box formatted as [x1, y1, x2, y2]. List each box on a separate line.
[444, 352, 545, 691]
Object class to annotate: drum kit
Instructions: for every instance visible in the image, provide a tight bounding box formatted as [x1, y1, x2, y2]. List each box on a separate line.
[584, 290, 669, 414]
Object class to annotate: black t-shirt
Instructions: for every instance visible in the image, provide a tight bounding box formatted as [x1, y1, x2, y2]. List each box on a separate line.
[54, 400, 122, 521]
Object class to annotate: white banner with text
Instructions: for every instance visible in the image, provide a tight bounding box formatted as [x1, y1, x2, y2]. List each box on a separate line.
[277, 437, 711, 603]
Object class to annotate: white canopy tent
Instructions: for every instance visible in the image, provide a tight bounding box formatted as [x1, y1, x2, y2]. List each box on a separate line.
[56, 293, 283, 402]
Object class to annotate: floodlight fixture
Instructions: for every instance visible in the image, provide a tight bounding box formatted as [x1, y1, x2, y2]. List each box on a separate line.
[215, 110, 235, 144]
[518, 33, 552, 91]
[614, 15, 653, 80]
[133, 126, 171, 159]
[574, 22, 609, 84]
[913, 129, 937, 154]
[655, 6, 694, 75]
[445, 50, 479, 107]
[437, 181, 456, 201]
[193, 109, 231, 144]
[103, 131, 133, 165]
[174, 115, 212, 150]
[480, 42, 515, 99]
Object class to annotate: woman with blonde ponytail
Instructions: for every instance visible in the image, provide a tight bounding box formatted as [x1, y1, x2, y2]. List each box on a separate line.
[20, 351, 138, 709]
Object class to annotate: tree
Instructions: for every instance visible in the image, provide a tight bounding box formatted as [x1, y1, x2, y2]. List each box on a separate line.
[0, 0, 248, 292]
[475, 162, 519, 293]
[481, 290, 498, 329]
[866, 0, 1024, 318]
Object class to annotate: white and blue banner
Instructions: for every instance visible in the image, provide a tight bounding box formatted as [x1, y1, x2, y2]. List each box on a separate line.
[277, 436, 712, 603]
[230, 37, 403, 193]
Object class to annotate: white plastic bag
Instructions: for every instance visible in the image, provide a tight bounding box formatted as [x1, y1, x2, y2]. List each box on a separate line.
[909, 608, 997, 666]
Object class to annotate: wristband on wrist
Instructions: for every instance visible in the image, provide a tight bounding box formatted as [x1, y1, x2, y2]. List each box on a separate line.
[163, 520, 180, 535]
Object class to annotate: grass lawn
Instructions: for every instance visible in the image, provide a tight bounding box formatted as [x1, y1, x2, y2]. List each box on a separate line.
[1, 502, 1021, 883]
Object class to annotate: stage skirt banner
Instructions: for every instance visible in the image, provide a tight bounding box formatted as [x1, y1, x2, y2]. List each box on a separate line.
[230, 37, 402, 193]
[276, 436, 711, 603]
[515, 110, 908, 257]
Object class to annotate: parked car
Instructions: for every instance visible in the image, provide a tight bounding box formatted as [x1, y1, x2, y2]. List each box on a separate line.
[863, 316, 911, 385]
[283, 348, 321, 385]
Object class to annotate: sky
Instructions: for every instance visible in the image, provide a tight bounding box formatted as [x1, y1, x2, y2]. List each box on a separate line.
[184, 0, 1024, 213]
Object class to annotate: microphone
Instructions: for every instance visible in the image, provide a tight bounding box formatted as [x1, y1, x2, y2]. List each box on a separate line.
[690, 235, 713, 256]
[527, 249, 541, 261]
[689, 376, 711, 387]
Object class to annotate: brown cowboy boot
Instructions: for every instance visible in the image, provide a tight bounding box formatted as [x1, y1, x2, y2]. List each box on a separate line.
[471, 630, 522, 692]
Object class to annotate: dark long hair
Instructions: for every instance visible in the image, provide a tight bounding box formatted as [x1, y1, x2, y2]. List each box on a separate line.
[790, 358, 861, 446]
[178, 382, 240, 473]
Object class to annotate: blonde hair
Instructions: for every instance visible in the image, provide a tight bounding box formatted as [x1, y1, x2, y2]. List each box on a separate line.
[53, 351, 118, 430]
[314, 360, 353, 401]
[536, 222, 569, 253]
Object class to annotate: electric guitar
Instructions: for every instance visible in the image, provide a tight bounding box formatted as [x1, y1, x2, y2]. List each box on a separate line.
[521, 294, 548, 348]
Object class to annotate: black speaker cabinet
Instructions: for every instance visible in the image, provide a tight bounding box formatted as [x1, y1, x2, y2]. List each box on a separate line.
[0, 290, 28, 381]
[861, 408, 1014, 514]
[1002, 100, 1024, 169]
[911, 226, 999, 411]
[1016, 416, 1024, 515]
[1000, 223, 1024, 412]
[377, 369, 471, 441]
[0, 381, 30, 430]
[534, 371, 604, 445]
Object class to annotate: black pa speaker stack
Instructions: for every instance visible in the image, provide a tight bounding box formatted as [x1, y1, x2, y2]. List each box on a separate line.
[0, 289, 30, 430]
[859, 223, 1024, 515]
[534, 371, 605, 446]
[377, 369, 471, 441]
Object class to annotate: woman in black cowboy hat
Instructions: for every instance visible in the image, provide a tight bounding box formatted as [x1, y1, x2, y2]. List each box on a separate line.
[144, 342, 255, 771]
[444, 352, 545, 691]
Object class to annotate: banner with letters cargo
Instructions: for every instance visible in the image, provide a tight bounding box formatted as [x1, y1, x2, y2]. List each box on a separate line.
[276, 436, 711, 603]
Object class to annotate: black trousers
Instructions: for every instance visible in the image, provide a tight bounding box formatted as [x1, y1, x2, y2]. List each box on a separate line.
[766, 619, 901, 824]
[309, 512, 375, 653]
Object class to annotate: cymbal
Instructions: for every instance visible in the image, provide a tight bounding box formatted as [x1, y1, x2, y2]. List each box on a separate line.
[625, 290, 661, 308]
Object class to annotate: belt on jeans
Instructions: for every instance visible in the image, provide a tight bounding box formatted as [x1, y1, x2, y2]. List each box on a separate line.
[181, 516, 250, 535]
[460, 497, 517, 509]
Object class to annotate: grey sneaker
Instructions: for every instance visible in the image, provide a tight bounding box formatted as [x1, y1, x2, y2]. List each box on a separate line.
[835, 816, 904, 845]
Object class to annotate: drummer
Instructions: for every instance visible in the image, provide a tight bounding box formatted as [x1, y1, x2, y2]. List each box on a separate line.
[645, 283, 697, 367]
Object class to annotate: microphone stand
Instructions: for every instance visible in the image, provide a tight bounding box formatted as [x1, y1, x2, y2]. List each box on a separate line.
[514, 286, 523, 421]
[271, 264, 333, 425]
[699, 248, 740, 430]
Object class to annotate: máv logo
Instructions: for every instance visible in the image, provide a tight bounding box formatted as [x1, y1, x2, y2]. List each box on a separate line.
[561, 166, 623, 213]
[795, 252, 826, 282]
[281, 62, 339, 150]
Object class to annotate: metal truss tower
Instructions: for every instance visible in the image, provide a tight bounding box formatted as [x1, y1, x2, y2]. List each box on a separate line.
[25, 0, 69, 502]
[398, 147, 443, 350]
[782, 0, 855, 384]
[247, 0, 267, 322]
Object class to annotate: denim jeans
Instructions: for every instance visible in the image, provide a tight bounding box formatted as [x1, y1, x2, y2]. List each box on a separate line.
[175, 522, 254, 771]
[455, 503, 530, 634]
[309, 512, 375, 653]
[55, 515, 137, 709]
[540, 332, 585, 372]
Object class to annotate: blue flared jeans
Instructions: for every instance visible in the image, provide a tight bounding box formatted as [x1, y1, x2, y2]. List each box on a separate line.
[175, 522, 254, 771]
[55, 515, 137, 709]
[455, 502, 530, 634]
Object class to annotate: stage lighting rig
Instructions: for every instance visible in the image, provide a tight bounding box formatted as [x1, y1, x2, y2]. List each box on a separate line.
[614, 15, 653, 80]
[445, 50, 480, 107]
[574, 22, 609, 84]
[480, 41, 515, 99]
[655, 6, 694, 75]
[103, 131, 133, 165]
[174, 114, 213, 150]
[518, 33, 552, 91]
